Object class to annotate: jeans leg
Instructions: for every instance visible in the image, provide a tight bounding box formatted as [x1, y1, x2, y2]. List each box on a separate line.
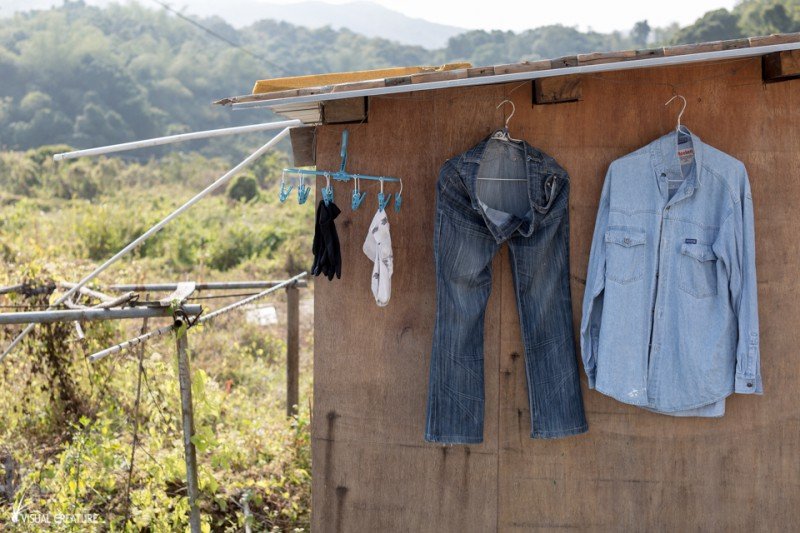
[508, 213, 588, 439]
[425, 207, 499, 444]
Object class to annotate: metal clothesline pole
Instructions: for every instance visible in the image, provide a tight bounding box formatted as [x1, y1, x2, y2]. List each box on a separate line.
[88, 272, 307, 362]
[0, 305, 202, 325]
[0, 124, 299, 363]
[52, 120, 301, 161]
[109, 280, 308, 292]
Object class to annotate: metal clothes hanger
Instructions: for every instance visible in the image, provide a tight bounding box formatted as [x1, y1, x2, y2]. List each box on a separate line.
[665, 94, 692, 138]
[491, 100, 523, 143]
[478, 99, 527, 182]
[664, 94, 695, 183]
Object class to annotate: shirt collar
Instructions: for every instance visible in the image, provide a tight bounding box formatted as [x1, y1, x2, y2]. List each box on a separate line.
[651, 129, 705, 201]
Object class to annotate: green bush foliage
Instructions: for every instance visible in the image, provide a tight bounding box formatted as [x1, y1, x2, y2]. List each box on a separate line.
[0, 149, 314, 530]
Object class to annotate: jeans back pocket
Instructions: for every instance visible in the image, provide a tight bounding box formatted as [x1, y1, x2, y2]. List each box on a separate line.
[605, 227, 646, 284]
[679, 242, 718, 298]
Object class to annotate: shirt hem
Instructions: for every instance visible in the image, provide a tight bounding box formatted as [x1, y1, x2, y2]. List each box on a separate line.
[594, 385, 734, 413]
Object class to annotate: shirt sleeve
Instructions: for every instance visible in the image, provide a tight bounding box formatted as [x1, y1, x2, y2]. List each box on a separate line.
[579, 164, 612, 389]
[715, 164, 762, 394]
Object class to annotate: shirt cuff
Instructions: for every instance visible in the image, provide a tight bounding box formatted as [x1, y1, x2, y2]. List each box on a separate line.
[586, 369, 596, 389]
[735, 374, 763, 394]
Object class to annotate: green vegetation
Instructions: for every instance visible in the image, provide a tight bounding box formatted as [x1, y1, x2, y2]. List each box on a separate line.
[2, 1, 798, 155]
[0, 0, 798, 529]
[0, 149, 314, 530]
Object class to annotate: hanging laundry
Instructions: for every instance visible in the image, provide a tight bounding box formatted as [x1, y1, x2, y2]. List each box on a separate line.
[311, 200, 342, 280]
[580, 130, 762, 417]
[362, 209, 393, 306]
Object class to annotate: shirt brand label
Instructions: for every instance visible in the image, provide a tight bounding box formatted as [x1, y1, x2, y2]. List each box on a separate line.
[685, 238, 697, 244]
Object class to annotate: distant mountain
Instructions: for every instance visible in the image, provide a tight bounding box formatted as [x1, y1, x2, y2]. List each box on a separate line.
[0, 0, 466, 49]
[213, 1, 467, 49]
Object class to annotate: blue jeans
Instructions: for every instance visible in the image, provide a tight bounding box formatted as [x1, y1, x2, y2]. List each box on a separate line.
[424, 138, 588, 443]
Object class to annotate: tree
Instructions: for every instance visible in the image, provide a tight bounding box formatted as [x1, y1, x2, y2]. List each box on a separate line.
[631, 20, 651, 47]
[670, 8, 744, 45]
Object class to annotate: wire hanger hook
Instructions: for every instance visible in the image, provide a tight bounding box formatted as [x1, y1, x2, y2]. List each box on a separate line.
[496, 99, 516, 129]
[664, 94, 689, 134]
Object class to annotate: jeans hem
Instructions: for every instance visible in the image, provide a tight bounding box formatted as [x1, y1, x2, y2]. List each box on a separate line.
[424, 434, 483, 444]
[530, 423, 589, 440]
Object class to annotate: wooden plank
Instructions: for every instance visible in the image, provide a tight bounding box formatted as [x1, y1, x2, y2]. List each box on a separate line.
[493, 60, 551, 75]
[749, 32, 800, 47]
[321, 97, 367, 124]
[578, 50, 636, 66]
[384, 75, 413, 87]
[551, 55, 579, 68]
[763, 49, 800, 82]
[289, 126, 316, 167]
[312, 83, 506, 532]
[313, 56, 800, 532]
[467, 66, 496, 78]
[534, 74, 582, 104]
[410, 69, 469, 84]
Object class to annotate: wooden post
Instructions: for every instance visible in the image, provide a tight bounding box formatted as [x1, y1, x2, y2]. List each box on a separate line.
[2, 454, 16, 501]
[175, 326, 201, 533]
[286, 283, 300, 417]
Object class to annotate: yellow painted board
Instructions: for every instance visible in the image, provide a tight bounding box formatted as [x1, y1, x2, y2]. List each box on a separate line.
[252, 63, 471, 94]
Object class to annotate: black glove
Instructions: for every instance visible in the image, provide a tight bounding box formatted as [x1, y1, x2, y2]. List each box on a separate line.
[311, 200, 342, 280]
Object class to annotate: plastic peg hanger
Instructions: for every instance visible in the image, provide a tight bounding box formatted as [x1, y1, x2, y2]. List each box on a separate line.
[377, 178, 392, 212]
[279, 170, 293, 203]
[351, 174, 367, 210]
[394, 178, 403, 212]
[297, 173, 311, 204]
[322, 172, 335, 206]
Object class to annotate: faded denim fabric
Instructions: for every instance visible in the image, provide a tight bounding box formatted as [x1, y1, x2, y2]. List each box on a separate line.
[580, 130, 762, 416]
[424, 135, 588, 444]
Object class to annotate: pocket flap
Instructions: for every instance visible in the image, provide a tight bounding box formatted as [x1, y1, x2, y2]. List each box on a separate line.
[680, 242, 716, 262]
[605, 228, 646, 247]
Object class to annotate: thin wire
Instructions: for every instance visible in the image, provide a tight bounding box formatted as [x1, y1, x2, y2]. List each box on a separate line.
[187, 292, 262, 301]
[148, 0, 285, 74]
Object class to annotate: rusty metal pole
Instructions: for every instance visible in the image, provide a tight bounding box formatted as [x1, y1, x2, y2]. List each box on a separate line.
[175, 325, 201, 533]
[286, 283, 300, 417]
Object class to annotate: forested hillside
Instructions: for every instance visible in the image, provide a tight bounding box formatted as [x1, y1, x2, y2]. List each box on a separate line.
[1, 0, 797, 155]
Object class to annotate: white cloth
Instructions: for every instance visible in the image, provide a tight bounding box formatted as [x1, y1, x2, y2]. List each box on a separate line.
[362, 209, 393, 307]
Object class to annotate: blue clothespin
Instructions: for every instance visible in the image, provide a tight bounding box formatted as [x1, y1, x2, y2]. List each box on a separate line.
[322, 173, 334, 206]
[378, 191, 392, 212]
[394, 178, 403, 212]
[351, 189, 367, 210]
[279, 173, 294, 203]
[351, 176, 366, 210]
[297, 176, 311, 204]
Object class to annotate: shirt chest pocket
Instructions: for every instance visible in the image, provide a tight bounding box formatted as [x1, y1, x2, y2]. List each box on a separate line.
[604, 228, 646, 284]
[679, 242, 718, 298]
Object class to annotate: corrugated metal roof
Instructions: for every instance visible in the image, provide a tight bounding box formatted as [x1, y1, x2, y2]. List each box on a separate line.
[215, 32, 800, 124]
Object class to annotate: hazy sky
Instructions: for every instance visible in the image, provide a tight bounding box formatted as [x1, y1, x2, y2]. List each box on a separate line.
[267, 0, 739, 32]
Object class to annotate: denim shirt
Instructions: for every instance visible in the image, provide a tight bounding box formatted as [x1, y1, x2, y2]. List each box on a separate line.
[580, 130, 762, 414]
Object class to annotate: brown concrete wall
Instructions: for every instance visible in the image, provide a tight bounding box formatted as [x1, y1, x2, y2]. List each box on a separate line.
[311, 57, 800, 532]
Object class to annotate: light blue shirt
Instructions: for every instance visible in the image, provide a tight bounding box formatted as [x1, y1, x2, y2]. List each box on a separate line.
[580, 130, 762, 415]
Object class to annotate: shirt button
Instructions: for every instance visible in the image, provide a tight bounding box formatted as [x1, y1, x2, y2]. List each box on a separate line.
[624, 238, 631, 244]
[665, 206, 671, 211]
[747, 382, 754, 388]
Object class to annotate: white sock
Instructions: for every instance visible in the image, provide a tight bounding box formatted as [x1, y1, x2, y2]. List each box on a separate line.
[362, 209, 393, 307]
